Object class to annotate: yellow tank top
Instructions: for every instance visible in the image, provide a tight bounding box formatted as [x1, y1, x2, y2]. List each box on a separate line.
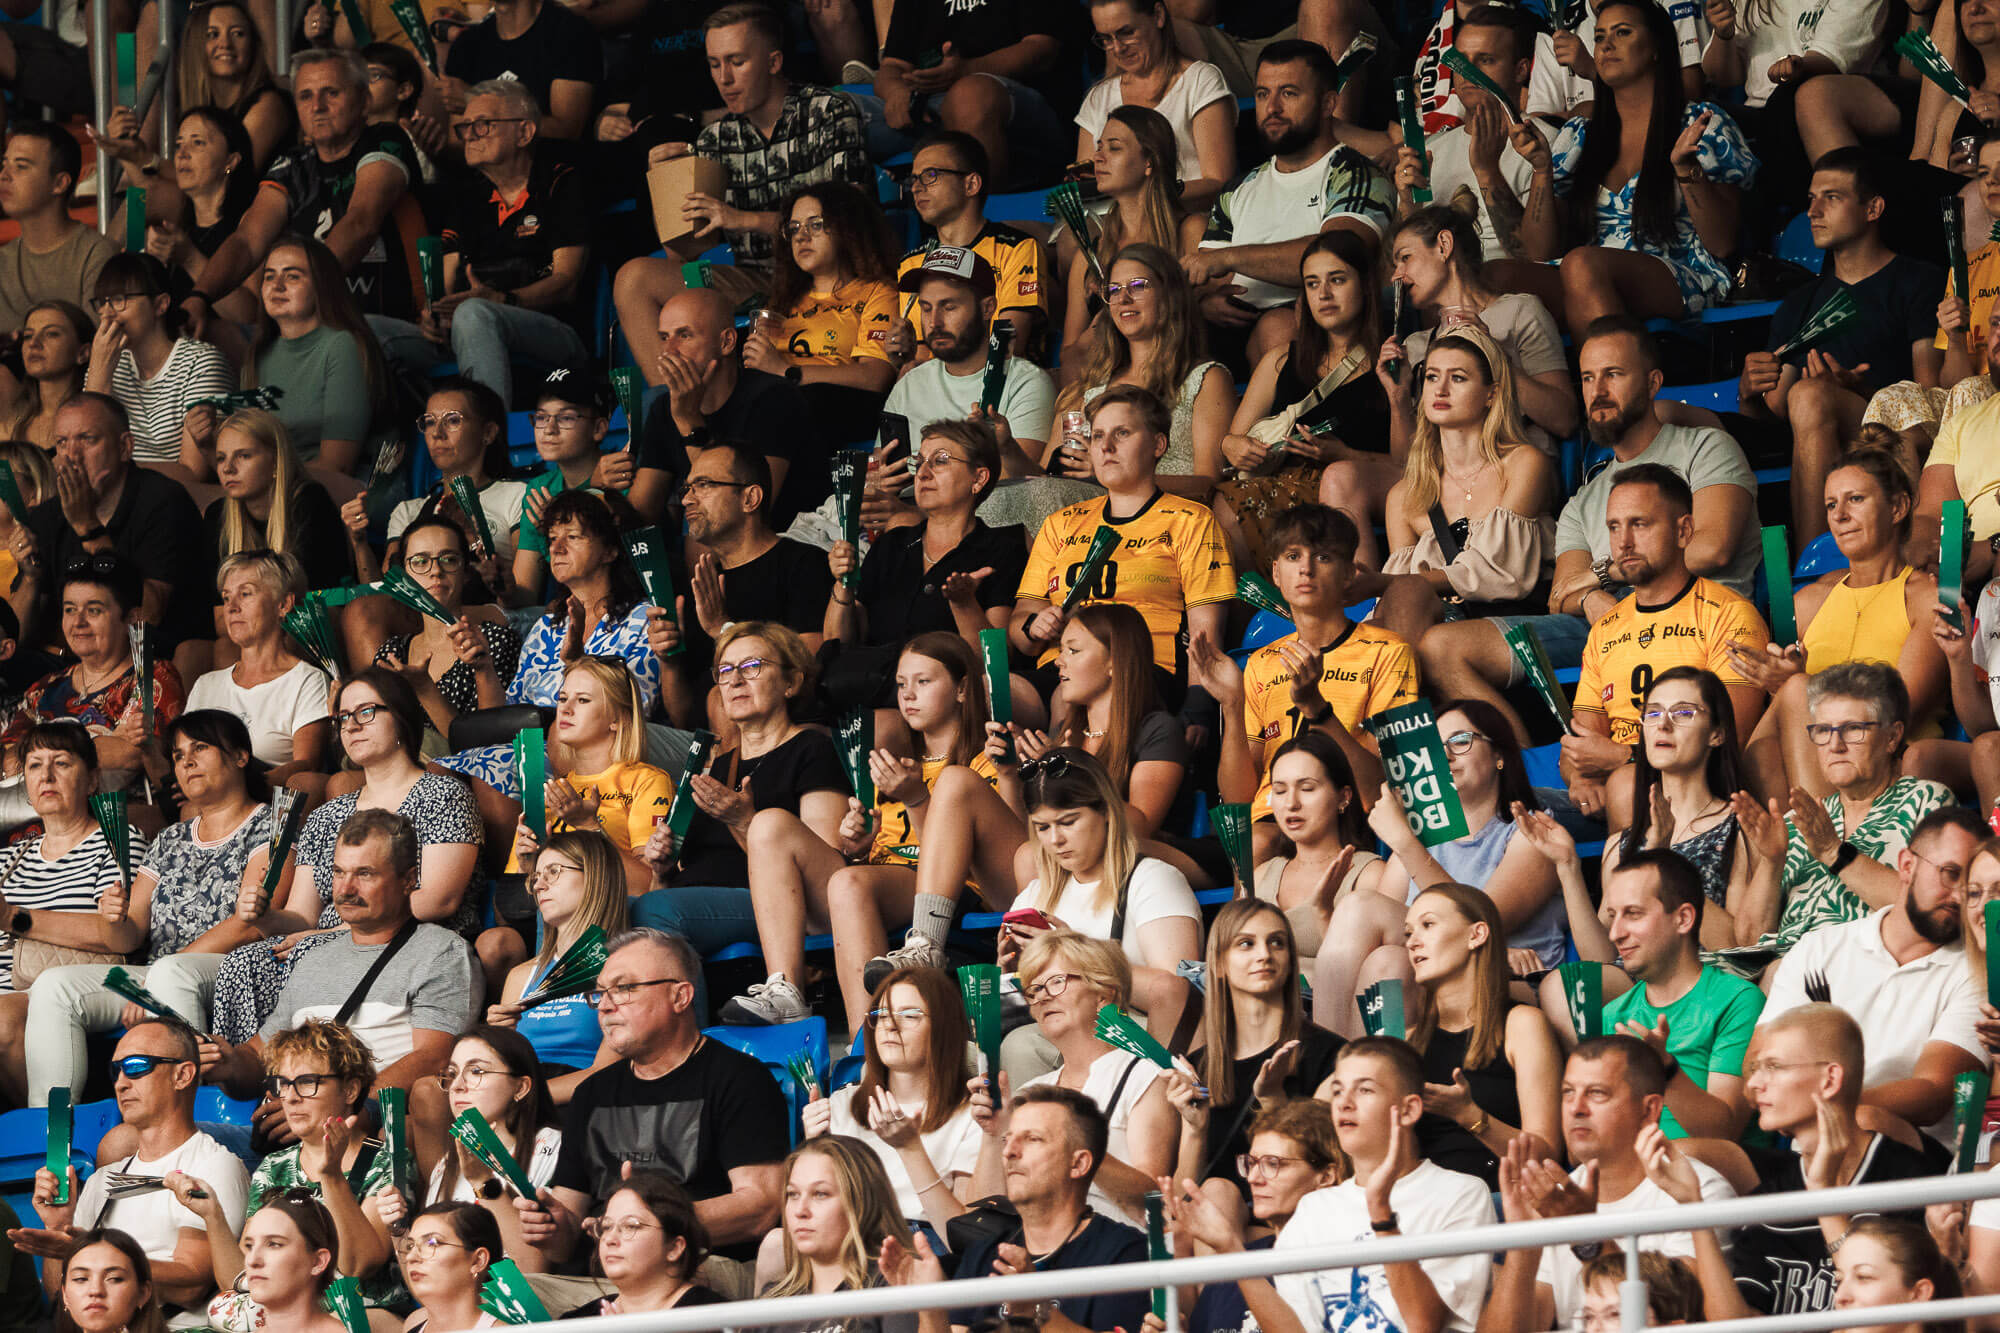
[1803, 567, 1915, 673]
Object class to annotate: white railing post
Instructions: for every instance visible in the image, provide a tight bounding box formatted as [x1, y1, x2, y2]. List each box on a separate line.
[157, 0, 176, 149]
[89, 0, 112, 232]
[1619, 1234, 1647, 1333]
[272, 0, 292, 82]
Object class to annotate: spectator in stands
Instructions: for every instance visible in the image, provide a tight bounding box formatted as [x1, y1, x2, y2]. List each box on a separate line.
[44, 1231, 167, 1333]
[1922, 547, 2000, 811]
[393, 1203, 501, 1329]
[561, 1172, 724, 1315]
[612, 5, 872, 372]
[803, 968, 983, 1234]
[1219, 233, 1390, 571]
[14, 1019, 250, 1304]
[1932, 135, 2000, 394]
[21, 710, 278, 1108]
[1077, 0, 1235, 210]
[186, 551, 333, 787]
[4, 301, 91, 456]
[1760, 805, 1987, 1148]
[1736, 448, 1944, 799]
[511, 373, 632, 604]
[1036, 603, 1190, 838]
[370, 517, 520, 747]
[515, 927, 788, 1270]
[22, 395, 209, 655]
[1514, 0, 1757, 330]
[1737, 151, 1946, 543]
[0, 124, 116, 334]
[0, 441, 47, 647]
[893, 131, 1051, 361]
[250, 236, 396, 479]
[375, 82, 591, 407]
[208, 671, 482, 1042]
[951, 1085, 1151, 1333]
[1314, 700, 1561, 1035]
[185, 50, 427, 329]
[369, 381, 524, 601]
[441, 0, 599, 140]
[82, 255, 235, 475]
[488, 831, 624, 1099]
[205, 411, 353, 599]
[150, 107, 261, 302]
[1382, 207, 1578, 463]
[762, 1137, 908, 1300]
[1374, 325, 1560, 647]
[1733, 661, 1953, 962]
[1480, 1035, 1736, 1333]
[1189, 41, 1393, 368]
[1059, 108, 1211, 366]
[635, 623, 847, 966]
[1394, 9, 1538, 262]
[1701, 0, 1891, 150]
[189, 1193, 347, 1333]
[1830, 1222, 1964, 1325]
[1248, 732, 1390, 970]
[179, 1, 292, 165]
[1562, 466, 1769, 821]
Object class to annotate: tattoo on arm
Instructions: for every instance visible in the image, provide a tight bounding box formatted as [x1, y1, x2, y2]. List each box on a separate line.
[1484, 180, 1528, 259]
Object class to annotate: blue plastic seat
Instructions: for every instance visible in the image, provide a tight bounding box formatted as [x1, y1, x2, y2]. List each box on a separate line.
[1774, 212, 1823, 273]
[1793, 531, 1848, 580]
[985, 189, 1056, 225]
[704, 1016, 830, 1094]
[1657, 379, 1740, 415]
[196, 1088, 261, 1127]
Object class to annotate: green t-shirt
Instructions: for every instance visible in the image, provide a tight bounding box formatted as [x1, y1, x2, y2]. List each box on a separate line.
[516, 466, 603, 557]
[1602, 964, 1765, 1138]
[249, 1142, 407, 1310]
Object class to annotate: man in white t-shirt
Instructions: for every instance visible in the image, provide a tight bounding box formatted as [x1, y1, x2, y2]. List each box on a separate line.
[1269, 1038, 1494, 1333]
[1481, 1035, 1735, 1331]
[8, 1019, 249, 1307]
[1393, 6, 1537, 261]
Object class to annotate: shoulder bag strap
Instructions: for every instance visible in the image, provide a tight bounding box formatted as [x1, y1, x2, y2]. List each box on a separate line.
[333, 918, 420, 1026]
[1426, 502, 1464, 562]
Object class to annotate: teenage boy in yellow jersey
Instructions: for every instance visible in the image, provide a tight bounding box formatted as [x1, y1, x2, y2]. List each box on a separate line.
[1566, 464, 1769, 822]
[1012, 385, 1235, 706]
[1192, 503, 1416, 859]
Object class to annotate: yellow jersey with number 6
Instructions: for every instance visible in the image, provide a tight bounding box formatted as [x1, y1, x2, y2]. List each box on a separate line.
[1575, 577, 1768, 744]
[1243, 623, 1418, 818]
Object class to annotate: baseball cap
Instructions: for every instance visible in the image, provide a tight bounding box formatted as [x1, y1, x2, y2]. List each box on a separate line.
[535, 366, 605, 413]
[897, 247, 996, 298]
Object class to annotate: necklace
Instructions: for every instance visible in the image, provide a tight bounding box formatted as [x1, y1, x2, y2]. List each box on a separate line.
[922, 751, 948, 763]
[74, 658, 133, 698]
[1440, 457, 1494, 504]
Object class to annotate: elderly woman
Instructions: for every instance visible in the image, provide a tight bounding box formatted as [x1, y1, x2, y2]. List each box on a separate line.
[1729, 660, 1953, 970]
[185, 551, 332, 792]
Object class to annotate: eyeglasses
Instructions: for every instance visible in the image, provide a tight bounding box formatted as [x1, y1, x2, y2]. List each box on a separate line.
[1743, 1058, 1830, 1079]
[1023, 972, 1081, 1005]
[1912, 849, 1968, 889]
[334, 703, 384, 730]
[110, 1054, 192, 1080]
[531, 410, 590, 431]
[1091, 23, 1146, 48]
[680, 478, 749, 499]
[453, 117, 527, 140]
[1235, 1153, 1308, 1179]
[531, 859, 581, 888]
[1104, 278, 1154, 303]
[916, 450, 967, 474]
[867, 1007, 928, 1028]
[595, 1217, 663, 1241]
[264, 1072, 331, 1097]
[404, 552, 465, 575]
[585, 978, 690, 1009]
[396, 1235, 468, 1257]
[781, 216, 829, 240]
[1805, 720, 1880, 746]
[433, 1061, 514, 1090]
[1640, 704, 1709, 728]
[417, 411, 468, 434]
[1441, 730, 1489, 756]
[911, 167, 971, 189]
[712, 657, 770, 683]
[89, 291, 151, 314]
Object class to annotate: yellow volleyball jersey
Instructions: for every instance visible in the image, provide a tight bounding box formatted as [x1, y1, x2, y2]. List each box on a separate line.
[503, 759, 673, 872]
[777, 277, 899, 365]
[1016, 492, 1237, 670]
[871, 751, 1001, 865]
[896, 223, 1051, 339]
[1575, 577, 1769, 745]
[1243, 623, 1419, 817]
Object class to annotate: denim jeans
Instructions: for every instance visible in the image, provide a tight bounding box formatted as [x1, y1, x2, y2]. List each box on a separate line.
[369, 299, 587, 406]
[630, 886, 759, 1023]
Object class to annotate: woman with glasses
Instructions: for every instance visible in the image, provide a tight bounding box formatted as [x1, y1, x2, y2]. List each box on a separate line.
[204, 411, 352, 597]
[1076, 2, 1234, 210]
[801, 968, 982, 1237]
[55, 1228, 171, 1333]
[395, 1203, 503, 1333]
[370, 517, 520, 748]
[1311, 700, 1562, 1038]
[3, 301, 92, 455]
[376, 381, 528, 590]
[1733, 448, 1944, 802]
[489, 833, 626, 1099]
[1251, 733, 1389, 973]
[83, 253, 235, 472]
[251, 236, 395, 480]
[373, 1029, 561, 1273]
[744, 186, 900, 446]
[208, 669, 483, 1044]
[636, 624, 847, 1007]
[1725, 660, 1953, 970]
[185, 551, 332, 791]
[758, 1136, 910, 1318]
[562, 1171, 724, 1317]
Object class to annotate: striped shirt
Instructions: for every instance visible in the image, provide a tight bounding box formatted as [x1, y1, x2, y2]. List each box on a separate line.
[0, 826, 151, 990]
[110, 338, 236, 463]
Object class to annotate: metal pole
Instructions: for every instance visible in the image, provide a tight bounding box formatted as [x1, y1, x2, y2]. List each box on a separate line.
[157, 0, 177, 146]
[272, 0, 292, 81]
[1619, 1234, 1647, 1333]
[1162, 1278, 1180, 1333]
[89, 0, 113, 233]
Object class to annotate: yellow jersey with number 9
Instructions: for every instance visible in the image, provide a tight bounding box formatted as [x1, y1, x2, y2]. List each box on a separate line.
[872, 751, 1001, 866]
[1243, 623, 1419, 818]
[1575, 577, 1768, 745]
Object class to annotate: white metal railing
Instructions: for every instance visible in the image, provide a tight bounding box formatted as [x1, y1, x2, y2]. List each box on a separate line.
[87, 0, 176, 234]
[506, 1167, 2000, 1333]
[89, 0, 112, 231]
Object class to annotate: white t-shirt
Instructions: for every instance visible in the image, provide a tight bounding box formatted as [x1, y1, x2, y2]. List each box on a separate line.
[186, 659, 332, 766]
[1418, 127, 1538, 271]
[1535, 1157, 1735, 1326]
[1199, 145, 1392, 308]
[388, 479, 529, 562]
[77, 1131, 251, 1264]
[1025, 1047, 1166, 1223]
[1714, 0, 1887, 106]
[1075, 62, 1233, 185]
[1965, 575, 2000, 723]
[1020, 856, 1200, 963]
[427, 1124, 561, 1202]
[1273, 1161, 1495, 1333]
[828, 1085, 984, 1220]
[1762, 911, 1988, 1142]
[882, 355, 1058, 454]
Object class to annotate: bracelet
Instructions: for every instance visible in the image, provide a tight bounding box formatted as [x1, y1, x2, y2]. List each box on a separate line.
[908, 1172, 945, 1194]
[1827, 1223, 1855, 1256]
[1465, 1109, 1490, 1136]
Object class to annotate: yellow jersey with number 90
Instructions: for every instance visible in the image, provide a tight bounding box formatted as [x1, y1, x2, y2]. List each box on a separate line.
[1575, 577, 1768, 745]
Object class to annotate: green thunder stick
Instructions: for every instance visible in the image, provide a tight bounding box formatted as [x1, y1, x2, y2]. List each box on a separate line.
[837, 708, 875, 808]
[958, 964, 1004, 1085]
[1558, 962, 1605, 1039]
[1956, 1071, 1992, 1173]
[1094, 1003, 1175, 1070]
[1146, 1191, 1170, 1320]
[981, 319, 1014, 412]
[1363, 700, 1470, 846]
[1946, 198, 1972, 345]
[1236, 572, 1291, 619]
[664, 731, 716, 843]
[1503, 622, 1573, 733]
[609, 366, 644, 445]
[1212, 803, 1256, 896]
[379, 1088, 416, 1231]
[115, 33, 136, 106]
[622, 526, 682, 655]
[1986, 901, 2000, 1006]
[448, 1108, 539, 1197]
[390, 0, 438, 70]
[979, 627, 1015, 764]
[336, 0, 373, 42]
[1395, 77, 1430, 203]
[0, 462, 29, 524]
[416, 236, 444, 304]
[1773, 288, 1860, 360]
[1897, 29, 1976, 110]
[324, 1278, 369, 1333]
[1942, 500, 1969, 633]
[519, 926, 609, 1006]
[831, 451, 866, 586]
[45, 1089, 71, 1205]
[479, 1261, 553, 1325]
[101, 967, 198, 1030]
[125, 187, 147, 255]
[1760, 526, 1796, 646]
[515, 729, 546, 840]
[1358, 979, 1405, 1039]
[1057, 526, 1121, 614]
[447, 475, 496, 559]
[681, 260, 712, 289]
[1440, 47, 1521, 122]
[380, 565, 457, 625]
[90, 792, 131, 885]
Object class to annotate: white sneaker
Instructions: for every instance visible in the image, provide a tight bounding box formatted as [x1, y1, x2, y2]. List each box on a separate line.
[841, 60, 877, 84]
[864, 935, 948, 992]
[719, 973, 810, 1025]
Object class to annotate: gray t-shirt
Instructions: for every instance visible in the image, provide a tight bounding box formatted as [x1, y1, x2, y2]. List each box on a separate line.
[261, 922, 478, 1067]
[1554, 422, 1759, 596]
[883, 355, 1057, 453]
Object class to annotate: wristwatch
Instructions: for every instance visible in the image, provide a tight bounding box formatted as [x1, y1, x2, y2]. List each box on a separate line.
[1591, 555, 1618, 593]
[9, 908, 29, 936]
[1823, 840, 1860, 876]
[785, 365, 803, 385]
[1370, 1212, 1400, 1234]
[1569, 1242, 1606, 1262]
[1301, 699, 1335, 727]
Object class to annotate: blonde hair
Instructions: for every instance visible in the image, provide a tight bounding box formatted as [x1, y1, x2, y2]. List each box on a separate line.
[532, 830, 631, 970]
[558, 657, 647, 767]
[764, 1137, 908, 1301]
[1966, 837, 2000, 985]
[215, 409, 308, 562]
[712, 621, 815, 719]
[1018, 929, 1132, 1010]
[215, 548, 306, 610]
[0, 441, 52, 511]
[1023, 749, 1139, 920]
[1403, 328, 1533, 517]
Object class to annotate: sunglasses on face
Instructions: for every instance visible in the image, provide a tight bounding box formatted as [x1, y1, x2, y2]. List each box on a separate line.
[111, 1054, 192, 1080]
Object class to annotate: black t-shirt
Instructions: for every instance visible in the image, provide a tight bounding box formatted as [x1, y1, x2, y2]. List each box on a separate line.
[852, 519, 1027, 647]
[1275, 355, 1393, 457]
[1131, 710, 1190, 768]
[561, 1286, 728, 1319]
[637, 369, 827, 527]
[951, 1213, 1150, 1331]
[1765, 255, 1945, 393]
[200, 481, 355, 600]
[1413, 1019, 1523, 1189]
[443, 0, 603, 125]
[1731, 1136, 1933, 1315]
[550, 1040, 790, 1258]
[261, 123, 426, 319]
[882, 0, 1078, 101]
[1191, 1234, 1274, 1333]
[1197, 1024, 1344, 1192]
[439, 144, 590, 327]
[678, 537, 837, 669]
[668, 728, 849, 887]
[29, 468, 210, 650]
[616, 0, 729, 119]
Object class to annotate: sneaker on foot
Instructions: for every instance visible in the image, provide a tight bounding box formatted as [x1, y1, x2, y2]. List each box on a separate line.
[863, 935, 949, 992]
[719, 973, 810, 1025]
[841, 59, 877, 84]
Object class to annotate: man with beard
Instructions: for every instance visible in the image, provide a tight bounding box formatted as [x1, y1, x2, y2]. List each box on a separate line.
[1187, 40, 1393, 369]
[1415, 316, 1759, 749]
[892, 132, 1050, 364]
[882, 249, 1054, 478]
[1760, 806, 1989, 1153]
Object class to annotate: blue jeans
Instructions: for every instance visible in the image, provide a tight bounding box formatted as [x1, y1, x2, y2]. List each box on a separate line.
[630, 886, 759, 1023]
[369, 299, 587, 406]
[1485, 612, 1590, 685]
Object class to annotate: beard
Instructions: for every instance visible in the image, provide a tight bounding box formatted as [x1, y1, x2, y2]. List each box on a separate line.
[928, 325, 985, 362]
[1585, 396, 1649, 445]
[1263, 119, 1321, 156]
[1907, 890, 1964, 945]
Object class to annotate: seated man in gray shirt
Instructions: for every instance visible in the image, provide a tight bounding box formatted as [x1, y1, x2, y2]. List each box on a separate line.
[199, 809, 478, 1143]
[1415, 314, 1759, 748]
